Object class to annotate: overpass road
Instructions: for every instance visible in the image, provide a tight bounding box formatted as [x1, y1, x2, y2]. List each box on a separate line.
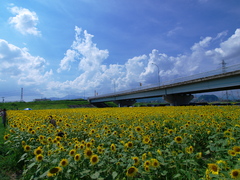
[88, 64, 240, 106]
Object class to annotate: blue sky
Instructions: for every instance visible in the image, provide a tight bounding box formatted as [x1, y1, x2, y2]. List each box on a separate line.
[0, 0, 240, 102]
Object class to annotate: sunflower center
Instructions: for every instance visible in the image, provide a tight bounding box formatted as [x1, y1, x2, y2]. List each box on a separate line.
[50, 167, 59, 174]
[92, 157, 97, 162]
[232, 171, 239, 177]
[87, 150, 92, 156]
[128, 167, 135, 174]
[212, 166, 218, 172]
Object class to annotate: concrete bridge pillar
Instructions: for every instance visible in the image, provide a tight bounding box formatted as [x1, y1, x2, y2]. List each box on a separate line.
[163, 94, 194, 106]
[114, 99, 136, 107]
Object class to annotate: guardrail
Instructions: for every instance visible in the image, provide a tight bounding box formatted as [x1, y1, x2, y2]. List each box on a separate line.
[89, 63, 240, 99]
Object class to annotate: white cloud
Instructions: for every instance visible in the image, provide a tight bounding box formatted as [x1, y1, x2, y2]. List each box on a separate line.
[57, 49, 78, 73]
[49, 27, 240, 98]
[167, 27, 183, 37]
[58, 26, 109, 73]
[0, 39, 52, 86]
[211, 29, 240, 61]
[8, 5, 41, 36]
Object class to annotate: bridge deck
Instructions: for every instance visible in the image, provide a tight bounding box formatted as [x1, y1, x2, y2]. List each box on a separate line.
[89, 69, 240, 102]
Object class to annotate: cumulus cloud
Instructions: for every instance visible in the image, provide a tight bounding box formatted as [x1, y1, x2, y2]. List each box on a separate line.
[58, 26, 109, 73]
[50, 27, 240, 98]
[0, 39, 52, 85]
[8, 5, 41, 36]
[206, 29, 240, 62]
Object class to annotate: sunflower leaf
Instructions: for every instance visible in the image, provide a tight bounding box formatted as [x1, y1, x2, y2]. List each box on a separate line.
[90, 171, 100, 179]
[112, 171, 118, 179]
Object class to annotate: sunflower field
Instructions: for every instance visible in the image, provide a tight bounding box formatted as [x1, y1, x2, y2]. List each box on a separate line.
[3, 106, 240, 179]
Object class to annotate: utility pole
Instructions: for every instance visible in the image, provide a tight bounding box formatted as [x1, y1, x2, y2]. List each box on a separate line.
[221, 60, 226, 73]
[2, 97, 4, 103]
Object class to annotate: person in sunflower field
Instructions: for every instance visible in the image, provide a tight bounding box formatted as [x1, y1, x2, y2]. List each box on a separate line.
[48, 115, 57, 127]
[1, 109, 7, 128]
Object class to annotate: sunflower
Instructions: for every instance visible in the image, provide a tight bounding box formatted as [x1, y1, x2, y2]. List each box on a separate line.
[69, 149, 76, 157]
[186, 146, 194, 154]
[74, 144, 80, 150]
[48, 150, 52, 156]
[38, 135, 45, 141]
[90, 129, 95, 134]
[174, 136, 183, 144]
[208, 163, 219, 175]
[144, 166, 150, 172]
[74, 154, 81, 161]
[86, 142, 93, 148]
[224, 130, 232, 137]
[168, 129, 174, 134]
[24, 145, 31, 152]
[4, 135, 9, 140]
[125, 141, 134, 148]
[56, 136, 61, 141]
[80, 143, 85, 150]
[142, 153, 147, 161]
[142, 136, 151, 144]
[196, 152, 202, 159]
[144, 160, 151, 167]
[94, 133, 100, 138]
[34, 148, 43, 155]
[233, 146, 240, 154]
[59, 158, 68, 167]
[151, 158, 160, 168]
[21, 141, 26, 146]
[110, 144, 117, 152]
[47, 167, 62, 177]
[131, 157, 140, 166]
[36, 154, 44, 162]
[228, 150, 236, 156]
[41, 139, 48, 145]
[97, 146, 104, 154]
[84, 148, 93, 159]
[230, 169, 240, 179]
[47, 137, 52, 142]
[148, 152, 152, 157]
[90, 154, 99, 165]
[126, 166, 138, 177]
[135, 126, 142, 133]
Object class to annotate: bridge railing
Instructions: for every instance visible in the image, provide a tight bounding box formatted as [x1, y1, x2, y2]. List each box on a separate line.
[89, 63, 240, 99]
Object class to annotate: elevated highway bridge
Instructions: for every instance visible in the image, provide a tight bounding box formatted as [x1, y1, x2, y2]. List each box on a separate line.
[88, 64, 240, 106]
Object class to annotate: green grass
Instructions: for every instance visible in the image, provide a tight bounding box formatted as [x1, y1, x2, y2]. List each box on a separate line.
[0, 124, 23, 180]
[0, 99, 92, 110]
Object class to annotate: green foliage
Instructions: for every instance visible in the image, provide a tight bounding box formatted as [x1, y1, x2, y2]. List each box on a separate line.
[197, 95, 219, 102]
[0, 124, 23, 179]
